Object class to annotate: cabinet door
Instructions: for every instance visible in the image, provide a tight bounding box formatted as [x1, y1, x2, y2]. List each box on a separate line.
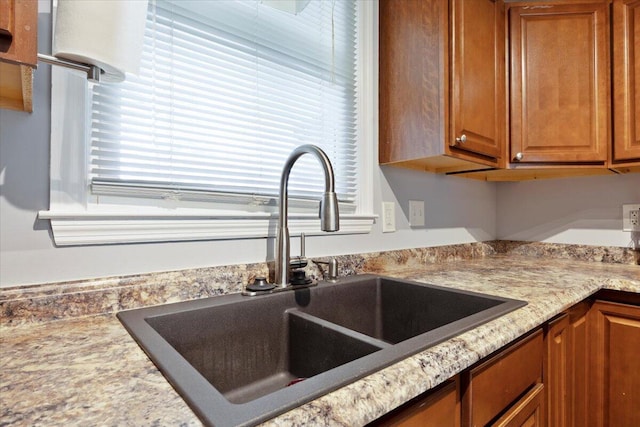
[463, 329, 543, 427]
[544, 302, 590, 427]
[509, 3, 609, 164]
[370, 378, 460, 427]
[449, 0, 505, 161]
[492, 383, 545, 427]
[379, 0, 504, 172]
[378, 0, 448, 165]
[612, 0, 640, 165]
[590, 300, 640, 427]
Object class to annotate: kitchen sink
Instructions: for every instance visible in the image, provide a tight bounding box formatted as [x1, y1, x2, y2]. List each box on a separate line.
[144, 306, 386, 405]
[118, 274, 526, 427]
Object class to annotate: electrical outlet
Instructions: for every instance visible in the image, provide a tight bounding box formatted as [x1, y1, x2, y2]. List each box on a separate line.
[622, 204, 640, 231]
[409, 200, 425, 227]
[382, 202, 396, 233]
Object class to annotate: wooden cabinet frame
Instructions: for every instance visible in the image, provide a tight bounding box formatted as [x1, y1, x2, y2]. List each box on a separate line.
[611, 0, 640, 168]
[381, 0, 640, 180]
[508, 2, 610, 165]
[372, 293, 639, 427]
[379, 0, 506, 174]
[544, 301, 591, 427]
[462, 329, 544, 427]
[589, 299, 640, 426]
[0, 0, 37, 112]
[370, 378, 460, 427]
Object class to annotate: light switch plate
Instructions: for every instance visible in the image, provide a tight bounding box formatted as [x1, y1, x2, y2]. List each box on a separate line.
[382, 202, 396, 233]
[622, 204, 640, 231]
[409, 200, 425, 227]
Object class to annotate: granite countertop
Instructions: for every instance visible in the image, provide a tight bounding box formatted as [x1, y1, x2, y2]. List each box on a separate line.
[1, 250, 639, 426]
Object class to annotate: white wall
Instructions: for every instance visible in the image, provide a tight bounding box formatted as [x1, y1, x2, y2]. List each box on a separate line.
[496, 174, 640, 247]
[0, 12, 497, 288]
[0, 102, 497, 287]
[1, 11, 637, 288]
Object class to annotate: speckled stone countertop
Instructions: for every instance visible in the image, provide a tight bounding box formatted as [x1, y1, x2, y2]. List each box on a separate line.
[1, 242, 639, 426]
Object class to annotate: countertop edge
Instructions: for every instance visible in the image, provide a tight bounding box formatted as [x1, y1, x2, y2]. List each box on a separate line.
[1, 252, 638, 427]
[261, 274, 638, 426]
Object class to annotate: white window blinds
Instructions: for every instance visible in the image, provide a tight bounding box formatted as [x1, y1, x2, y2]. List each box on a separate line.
[90, 0, 359, 207]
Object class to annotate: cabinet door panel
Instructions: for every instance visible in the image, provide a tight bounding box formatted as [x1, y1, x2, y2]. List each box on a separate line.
[510, 3, 609, 163]
[379, 0, 447, 164]
[545, 314, 569, 427]
[568, 305, 589, 427]
[464, 330, 543, 427]
[612, 0, 640, 163]
[370, 378, 460, 427]
[544, 302, 590, 427]
[450, 0, 504, 160]
[493, 383, 545, 427]
[590, 300, 640, 427]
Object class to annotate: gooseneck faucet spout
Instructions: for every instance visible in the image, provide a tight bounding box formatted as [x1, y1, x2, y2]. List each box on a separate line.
[275, 144, 340, 286]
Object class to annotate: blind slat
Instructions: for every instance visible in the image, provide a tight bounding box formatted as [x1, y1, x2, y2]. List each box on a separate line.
[90, 0, 359, 204]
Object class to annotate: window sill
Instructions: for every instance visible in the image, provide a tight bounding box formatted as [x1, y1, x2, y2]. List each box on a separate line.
[38, 211, 376, 246]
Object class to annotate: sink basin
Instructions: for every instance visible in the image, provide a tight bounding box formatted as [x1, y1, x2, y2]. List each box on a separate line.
[118, 274, 526, 427]
[301, 277, 509, 344]
[145, 306, 385, 404]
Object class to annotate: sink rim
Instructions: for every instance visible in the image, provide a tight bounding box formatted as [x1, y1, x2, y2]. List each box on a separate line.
[117, 274, 527, 427]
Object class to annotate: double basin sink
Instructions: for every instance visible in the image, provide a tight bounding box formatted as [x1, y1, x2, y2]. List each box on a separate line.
[118, 274, 526, 426]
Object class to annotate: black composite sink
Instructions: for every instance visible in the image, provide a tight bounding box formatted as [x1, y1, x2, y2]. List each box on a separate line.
[118, 274, 526, 427]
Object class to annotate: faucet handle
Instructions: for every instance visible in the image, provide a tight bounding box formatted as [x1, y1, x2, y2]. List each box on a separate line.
[290, 233, 308, 269]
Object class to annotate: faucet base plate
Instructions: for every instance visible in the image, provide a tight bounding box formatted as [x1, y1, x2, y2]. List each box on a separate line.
[242, 281, 318, 297]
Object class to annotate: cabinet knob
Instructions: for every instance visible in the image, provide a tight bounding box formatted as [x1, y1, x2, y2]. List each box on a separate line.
[514, 152, 524, 161]
[455, 134, 467, 145]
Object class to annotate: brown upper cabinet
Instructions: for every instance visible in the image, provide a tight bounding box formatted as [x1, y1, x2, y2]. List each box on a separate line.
[379, 0, 506, 174]
[508, 2, 610, 165]
[611, 0, 640, 168]
[0, 0, 37, 112]
[380, 0, 640, 180]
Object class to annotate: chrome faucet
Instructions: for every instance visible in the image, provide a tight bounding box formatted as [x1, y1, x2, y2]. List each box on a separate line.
[275, 144, 340, 286]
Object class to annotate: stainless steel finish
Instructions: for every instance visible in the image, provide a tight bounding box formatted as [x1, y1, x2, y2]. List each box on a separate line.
[514, 152, 524, 161]
[455, 134, 467, 145]
[275, 145, 340, 287]
[289, 233, 308, 270]
[315, 258, 339, 282]
[37, 53, 102, 82]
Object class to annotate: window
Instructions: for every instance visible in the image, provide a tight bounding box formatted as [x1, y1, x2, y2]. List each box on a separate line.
[42, 0, 376, 246]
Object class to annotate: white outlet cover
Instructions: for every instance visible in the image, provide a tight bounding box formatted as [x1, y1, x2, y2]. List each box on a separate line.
[382, 202, 396, 233]
[622, 204, 640, 232]
[409, 200, 425, 227]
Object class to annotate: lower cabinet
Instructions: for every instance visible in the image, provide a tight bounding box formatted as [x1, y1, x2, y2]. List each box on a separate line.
[492, 383, 545, 427]
[589, 298, 640, 427]
[370, 292, 639, 427]
[370, 377, 460, 427]
[462, 329, 544, 427]
[544, 301, 591, 427]
[544, 294, 640, 427]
